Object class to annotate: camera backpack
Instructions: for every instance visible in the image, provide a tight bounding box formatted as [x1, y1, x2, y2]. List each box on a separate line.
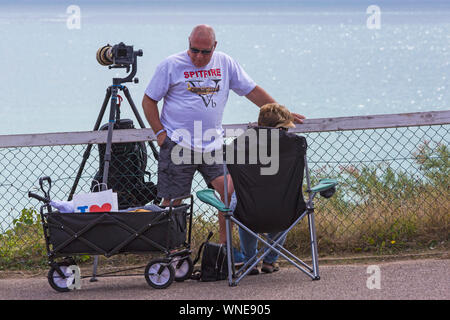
[191, 232, 228, 282]
[91, 119, 160, 209]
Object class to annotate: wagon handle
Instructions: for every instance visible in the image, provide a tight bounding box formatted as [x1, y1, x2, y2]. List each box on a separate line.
[39, 176, 52, 200]
[28, 191, 49, 203]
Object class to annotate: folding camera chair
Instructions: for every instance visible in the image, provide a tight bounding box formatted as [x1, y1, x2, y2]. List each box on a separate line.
[197, 127, 337, 286]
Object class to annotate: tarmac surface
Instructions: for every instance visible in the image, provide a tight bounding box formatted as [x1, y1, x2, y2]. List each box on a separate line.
[0, 258, 448, 300]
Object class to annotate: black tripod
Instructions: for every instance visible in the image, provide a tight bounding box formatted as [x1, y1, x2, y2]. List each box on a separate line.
[69, 50, 158, 200]
[68, 49, 159, 281]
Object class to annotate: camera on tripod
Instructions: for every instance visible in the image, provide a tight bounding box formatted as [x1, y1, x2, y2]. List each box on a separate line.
[95, 42, 143, 84]
[96, 42, 143, 73]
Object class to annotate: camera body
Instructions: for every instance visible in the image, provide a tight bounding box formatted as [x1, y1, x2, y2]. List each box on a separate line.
[111, 42, 135, 65]
[96, 42, 143, 67]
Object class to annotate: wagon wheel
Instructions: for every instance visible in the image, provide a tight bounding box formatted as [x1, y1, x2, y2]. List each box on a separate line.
[48, 262, 78, 293]
[171, 256, 193, 282]
[144, 259, 175, 289]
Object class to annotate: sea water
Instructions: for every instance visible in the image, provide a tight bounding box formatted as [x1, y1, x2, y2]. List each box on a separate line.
[0, 0, 448, 135]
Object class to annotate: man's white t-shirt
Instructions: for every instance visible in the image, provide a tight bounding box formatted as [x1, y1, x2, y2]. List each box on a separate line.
[145, 50, 256, 152]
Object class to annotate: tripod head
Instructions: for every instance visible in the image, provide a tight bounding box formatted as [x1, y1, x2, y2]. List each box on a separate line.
[111, 49, 143, 85]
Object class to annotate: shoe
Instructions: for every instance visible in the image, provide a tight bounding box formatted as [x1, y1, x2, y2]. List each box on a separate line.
[233, 247, 245, 264]
[261, 262, 280, 273]
[249, 266, 260, 275]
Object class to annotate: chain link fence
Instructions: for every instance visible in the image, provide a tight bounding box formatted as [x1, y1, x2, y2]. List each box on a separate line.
[0, 113, 448, 268]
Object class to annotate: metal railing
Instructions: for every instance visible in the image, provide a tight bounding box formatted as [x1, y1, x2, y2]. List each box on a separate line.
[0, 111, 448, 268]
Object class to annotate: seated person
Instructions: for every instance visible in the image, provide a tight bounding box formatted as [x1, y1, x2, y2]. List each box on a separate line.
[229, 103, 296, 275]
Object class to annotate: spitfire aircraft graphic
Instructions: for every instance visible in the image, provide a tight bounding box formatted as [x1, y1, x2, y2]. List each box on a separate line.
[186, 79, 221, 108]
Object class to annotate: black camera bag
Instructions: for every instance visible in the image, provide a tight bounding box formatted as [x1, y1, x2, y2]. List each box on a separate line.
[192, 232, 228, 282]
[91, 119, 160, 209]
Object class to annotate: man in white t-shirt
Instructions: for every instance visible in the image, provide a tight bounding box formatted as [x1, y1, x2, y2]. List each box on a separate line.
[142, 24, 305, 243]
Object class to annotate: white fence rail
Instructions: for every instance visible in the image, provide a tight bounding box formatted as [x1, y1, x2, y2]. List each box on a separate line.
[1, 110, 448, 148]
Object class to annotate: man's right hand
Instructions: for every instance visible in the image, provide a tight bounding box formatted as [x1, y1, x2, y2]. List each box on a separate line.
[142, 95, 167, 147]
[157, 130, 167, 147]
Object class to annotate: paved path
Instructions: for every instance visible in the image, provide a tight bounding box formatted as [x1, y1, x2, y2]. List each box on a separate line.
[0, 258, 448, 300]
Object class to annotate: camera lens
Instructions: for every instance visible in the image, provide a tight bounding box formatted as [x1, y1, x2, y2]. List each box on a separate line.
[96, 45, 113, 66]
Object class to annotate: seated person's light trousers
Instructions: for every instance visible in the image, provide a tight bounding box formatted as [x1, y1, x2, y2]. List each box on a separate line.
[230, 192, 287, 264]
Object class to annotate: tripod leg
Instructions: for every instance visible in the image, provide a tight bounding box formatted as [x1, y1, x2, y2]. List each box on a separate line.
[68, 87, 111, 281]
[90, 255, 99, 282]
[92, 85, 119, 282]
[101, 85, 119, 189]
[122, 86, 159, 160]
[68, 87, 112, 201]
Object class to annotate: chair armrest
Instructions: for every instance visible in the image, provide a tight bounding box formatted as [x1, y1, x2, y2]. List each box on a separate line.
[196, 189, 232, 212]
[310, 178, 338, 193]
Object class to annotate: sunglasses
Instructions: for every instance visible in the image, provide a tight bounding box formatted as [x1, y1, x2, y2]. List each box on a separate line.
[189, 43, 214, 55]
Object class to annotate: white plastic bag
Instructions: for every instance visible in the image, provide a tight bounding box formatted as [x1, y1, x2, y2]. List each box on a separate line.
[72, 189, 118, 213]
[50, 200, 74, 213]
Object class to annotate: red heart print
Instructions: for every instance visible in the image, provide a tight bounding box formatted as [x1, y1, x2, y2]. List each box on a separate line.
[89, 203, 112, 212]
